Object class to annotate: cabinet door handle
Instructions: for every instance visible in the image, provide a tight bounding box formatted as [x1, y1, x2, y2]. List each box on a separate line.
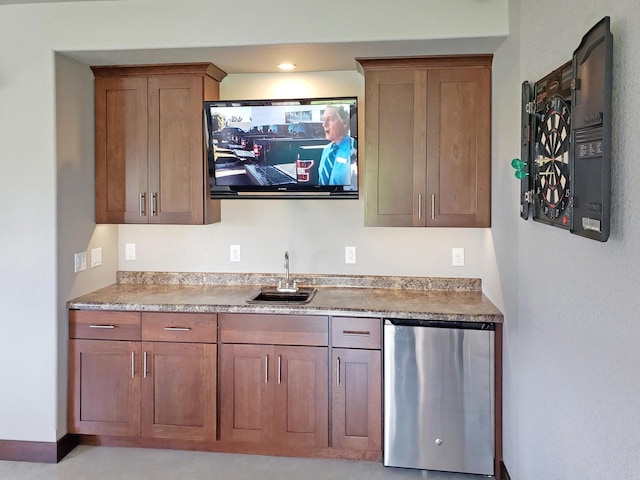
[418, 193, 423, 220]
[342, 330, 370, 336]
[88, 324, 115, 329]
[151, 193, 158, 216]
[336, 357, 341, 388]
[431, 193, 435, 220]
[265, 355, 269, 384]
[143, 351, 148, 379]
[163, 327, 191, 331]
[131, 352, 135, 379]
[139, 193, 146, 217]
[277, 355, 282, 385]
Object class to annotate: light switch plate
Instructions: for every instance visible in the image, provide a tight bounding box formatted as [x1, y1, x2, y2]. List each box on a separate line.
[91, 247, 102, 268]
[125, 243, 136, 261]
[452, 248, 465, 267]
[230, 245, 241, 262]
[74, 252, 87, 273]
[345, 246, 356, 264]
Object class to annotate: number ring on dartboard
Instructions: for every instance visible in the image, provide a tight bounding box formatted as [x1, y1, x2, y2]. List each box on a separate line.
[535, 95, 571, 220]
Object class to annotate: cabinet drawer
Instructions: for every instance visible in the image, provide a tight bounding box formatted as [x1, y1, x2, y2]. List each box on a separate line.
[219, 314, 328, 346]
[69, 310, 141, 340]
[332, 317, 381, 349]
[142, 313, 217, 343]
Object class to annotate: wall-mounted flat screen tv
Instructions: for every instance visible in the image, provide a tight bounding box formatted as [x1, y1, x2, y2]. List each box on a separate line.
[204, 97, 358, 199]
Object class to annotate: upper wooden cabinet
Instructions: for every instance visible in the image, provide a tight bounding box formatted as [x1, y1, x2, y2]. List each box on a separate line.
[92, 63, 226, 225]
[357, 56, 492, 227]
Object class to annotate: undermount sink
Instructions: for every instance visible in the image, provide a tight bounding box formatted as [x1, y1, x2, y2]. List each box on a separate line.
[247, 286, 317, 304]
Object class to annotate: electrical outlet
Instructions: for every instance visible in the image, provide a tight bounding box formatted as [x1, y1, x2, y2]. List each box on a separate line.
[91, 247, 102, 268]
[125, 243, 136, 261]
[74, 252, 87, 273]
[230, 245, 241, 263]
[452, 248, 465, 267]
[345, 246, 356, 264]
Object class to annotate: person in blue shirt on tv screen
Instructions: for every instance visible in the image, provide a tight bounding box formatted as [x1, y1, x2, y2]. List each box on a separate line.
[318, 105, 355, 186]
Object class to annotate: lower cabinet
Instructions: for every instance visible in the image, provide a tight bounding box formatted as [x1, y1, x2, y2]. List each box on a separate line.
[330, 317, 382, 452]
[219, 343, 328, 448]
[68, 310, 382, 460]
[68, 339, 141, 437]
[68, 311, 217, 443]
[141, 341, 217, 441]
[331, 348, 382, 451]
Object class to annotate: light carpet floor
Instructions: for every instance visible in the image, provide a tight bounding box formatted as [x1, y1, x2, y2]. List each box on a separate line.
[0, 445, 494, 480]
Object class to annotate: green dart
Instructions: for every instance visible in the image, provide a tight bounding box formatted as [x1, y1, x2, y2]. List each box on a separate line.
[511, 158, 526, 169]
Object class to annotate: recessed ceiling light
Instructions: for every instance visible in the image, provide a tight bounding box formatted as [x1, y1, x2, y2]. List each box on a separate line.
[277, 63, 296, 71]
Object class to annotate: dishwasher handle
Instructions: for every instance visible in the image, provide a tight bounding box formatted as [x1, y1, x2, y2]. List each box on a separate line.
[384, 318, 494, 331]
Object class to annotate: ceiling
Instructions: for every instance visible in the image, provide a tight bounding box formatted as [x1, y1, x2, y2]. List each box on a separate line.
[1, 0, 505, 74]
[64, 37, 505, 75]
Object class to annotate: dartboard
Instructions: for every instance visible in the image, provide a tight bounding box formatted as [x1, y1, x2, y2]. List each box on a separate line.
[534, 95, 571, 222]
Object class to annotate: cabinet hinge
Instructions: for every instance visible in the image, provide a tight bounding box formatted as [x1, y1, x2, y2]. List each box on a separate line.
[525, 101, 536, 114]
[524, 190, 534, 204]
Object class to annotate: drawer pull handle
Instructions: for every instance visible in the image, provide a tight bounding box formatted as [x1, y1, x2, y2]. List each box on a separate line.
[89, 325, 115, 329]
[163, 327, 191, 331]
[342, 330, 370, 336]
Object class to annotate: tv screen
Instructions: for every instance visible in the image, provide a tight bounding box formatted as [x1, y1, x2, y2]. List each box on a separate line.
[204, 97, 358, 199]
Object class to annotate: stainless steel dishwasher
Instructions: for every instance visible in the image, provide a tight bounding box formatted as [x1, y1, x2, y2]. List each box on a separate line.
[383, 318, 494, 475]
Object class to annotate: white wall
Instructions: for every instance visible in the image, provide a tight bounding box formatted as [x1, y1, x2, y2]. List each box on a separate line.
[119, 71, 491, 281]
[505, 1, 640, 479]
[55, 52, 120, 438]
[0, 0, 510, 445]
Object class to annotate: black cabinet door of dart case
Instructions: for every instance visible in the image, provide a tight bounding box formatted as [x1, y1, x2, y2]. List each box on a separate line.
[570, 16, 613, 242]
[520, 81, 532, 220]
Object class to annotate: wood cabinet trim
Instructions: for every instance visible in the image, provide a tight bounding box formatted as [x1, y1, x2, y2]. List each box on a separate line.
[357, 54, 493, 73]
[91, 63, 227, 82]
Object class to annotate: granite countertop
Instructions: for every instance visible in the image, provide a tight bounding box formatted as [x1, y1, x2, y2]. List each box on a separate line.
[67, 272, 504, 323]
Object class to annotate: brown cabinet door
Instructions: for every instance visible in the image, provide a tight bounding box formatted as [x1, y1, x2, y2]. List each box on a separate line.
[141, 342, 216, 442]
[426, 67, 491, 227]
[147, 75, 204, 224]
[95, 76, 148, 224]
[219, 343, 274, 443]
[360, 56, 491, 228]
[68, 339, 141, 436]
[364, 68, 427, 227]
[274, 346, 328, 448]
[331, 348, 382, 452]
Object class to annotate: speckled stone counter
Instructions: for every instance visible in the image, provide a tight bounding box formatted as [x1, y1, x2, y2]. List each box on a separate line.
[67, 272, 503, 323]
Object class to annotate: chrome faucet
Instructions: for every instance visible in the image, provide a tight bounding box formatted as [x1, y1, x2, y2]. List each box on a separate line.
[277, 251, 298, 292]
[284, 251, 290, 287]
